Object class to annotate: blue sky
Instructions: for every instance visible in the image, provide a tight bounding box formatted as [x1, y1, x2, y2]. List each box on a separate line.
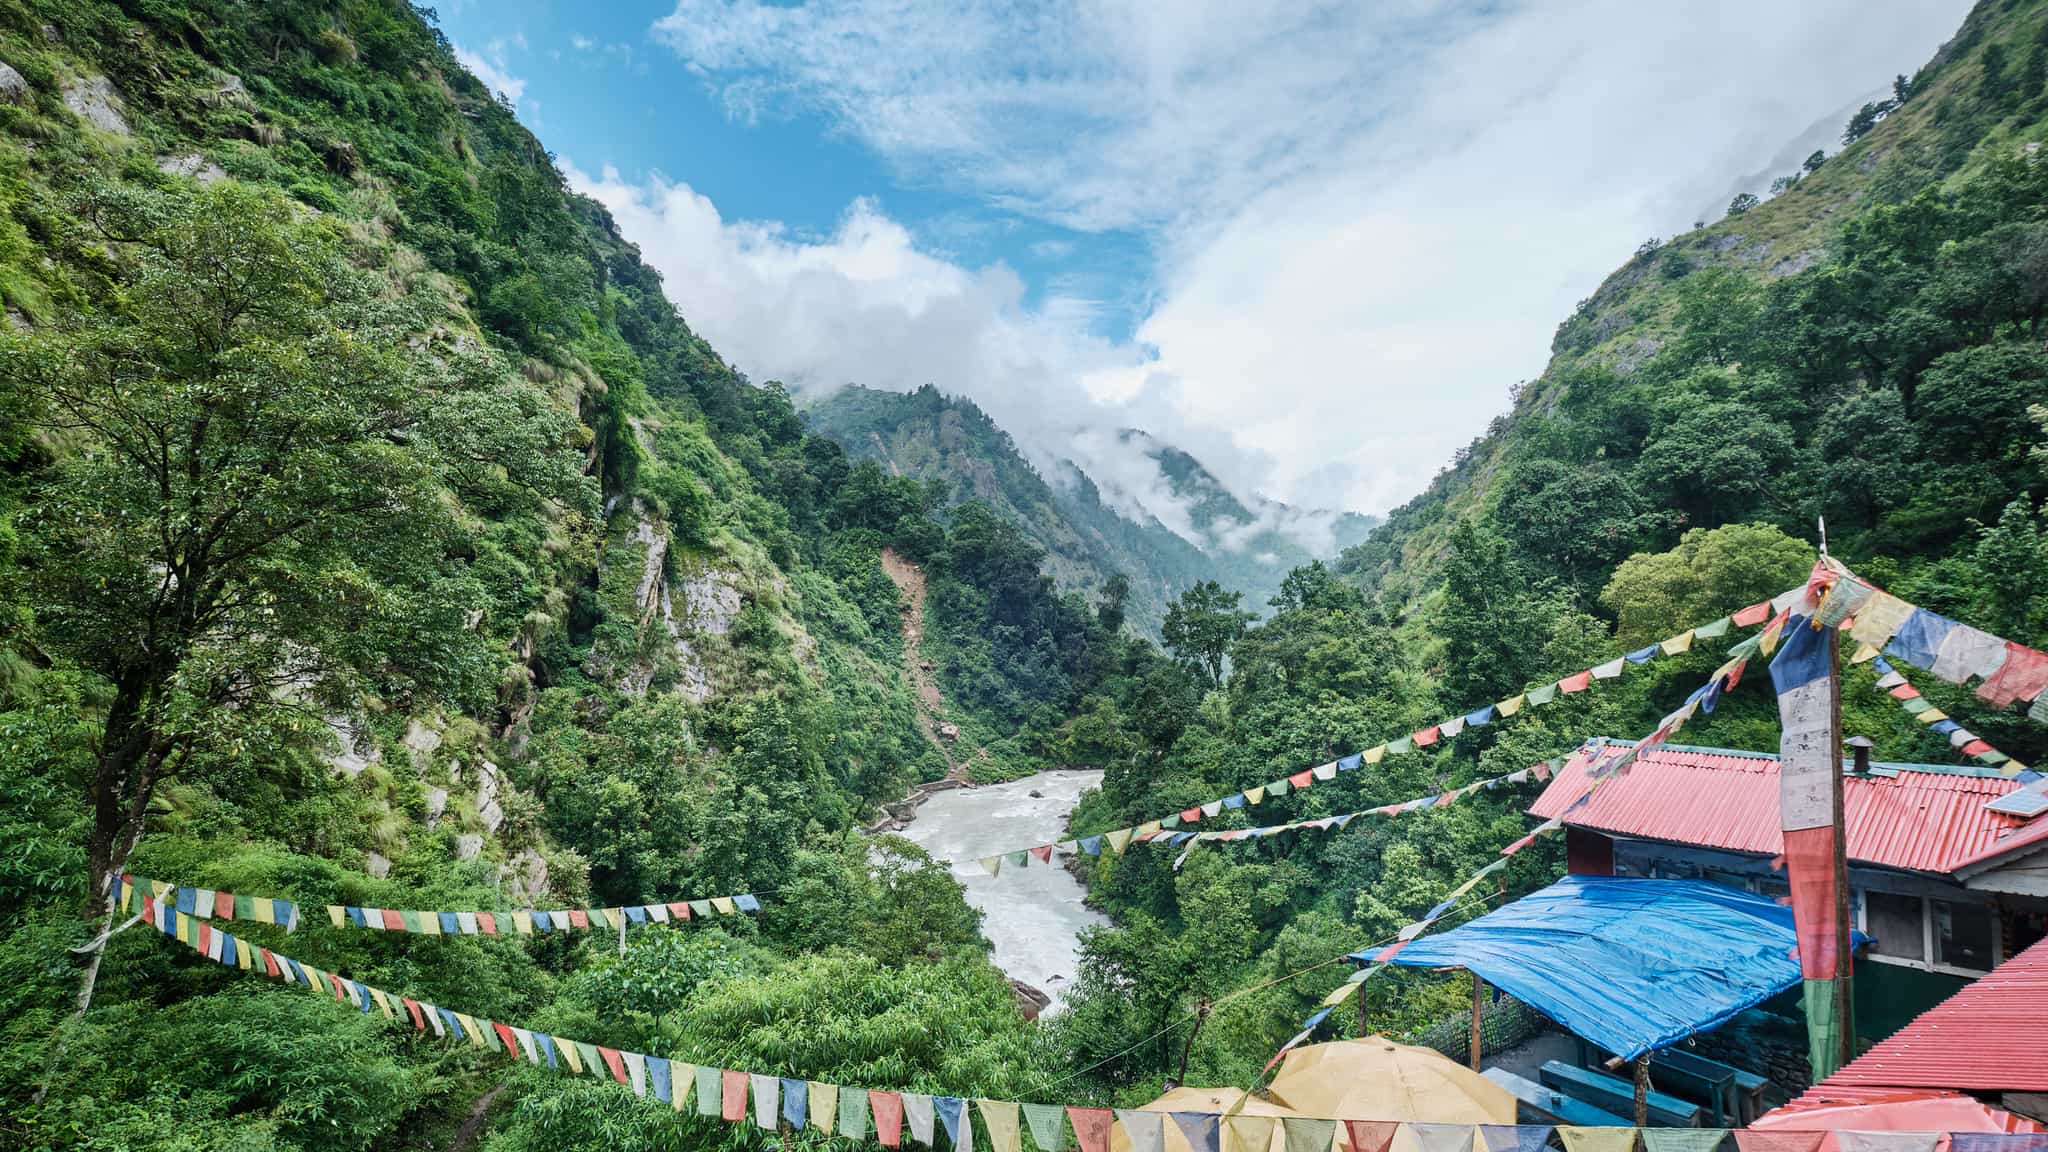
[431, 1, 1968, 540]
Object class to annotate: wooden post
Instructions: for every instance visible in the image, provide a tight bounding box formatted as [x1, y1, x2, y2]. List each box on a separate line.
[1172, 1001, 1211, 1089]
[1827, 626, 1856, 1068]
[1633, 1058, 1650, 1125]
[1356, 980, 1370, 1039]
[1469, 973, 1485, 1071]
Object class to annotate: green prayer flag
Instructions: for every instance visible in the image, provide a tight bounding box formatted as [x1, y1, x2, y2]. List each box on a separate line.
[689, 900, 712, 918]
[1022, 1103, 1068, 1152]
[400, 909, 423, 933]
[1726, 634, 1762, 659]
[1386, 737, 1412, 755]
[233, 893, 255, 919]
[697, 1065, 722, 1117]
[1267, 778, 1291, 796]
[1161, 813, 1182, 829]
[1007, 850, 1030, 867]
[1527, 683, 1558, 706]
[1641, 1130, 1728, 1152]
[839, 1087, 871, 1141]
[1693, 616, 1732, 639]
[1902, 696, 1933, 714]
[576, 1041, 606, 1078]
[1803, 978, 1844, 1080]
[1283, 1118, 1338, 1152]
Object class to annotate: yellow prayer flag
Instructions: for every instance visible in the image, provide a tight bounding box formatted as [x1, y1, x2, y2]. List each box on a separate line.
[810, 1082, 839, 1131]
[1850, 643, 1880, 664]
[1919, 708, 1949, 724]
[237, 939, 253, 970]
[1497, 695, 1525, 717]
[253, 899, 276, 925]
[673, 1062, 695, 1111]
[559, 1037, 584, 1074]
[418, 911, 440, 935]
[1245, 787, 1266, 805]
[1362, 745, 1387, 765]
[979, 856, 1002, 877]
[1320, 980, 1361, 1007]
[1226, 1114, 1277, 1152]
[712, 897, 736, 915]
[1105, 828, 1133, 855]
[512, 911, 533, 935]
[1558, 1127, 1638, 1152]
[1661, 630, 1694, 656]
[979, 1100, 1023, 1152]
[1135, 821, 1162, 837]
[175, 912, 193, 945]
[326, 905, 346, 929]
[456, 1013, 486, 1047]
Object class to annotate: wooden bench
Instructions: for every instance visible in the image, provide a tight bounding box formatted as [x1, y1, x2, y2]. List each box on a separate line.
[1482, 1068, 1633, 1128]
[1646, 1050, 1737, 1127]
[1539, 1061, 1703, 1127]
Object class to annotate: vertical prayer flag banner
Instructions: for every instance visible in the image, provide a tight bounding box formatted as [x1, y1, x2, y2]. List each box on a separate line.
[1768, 604, 1848, 1079]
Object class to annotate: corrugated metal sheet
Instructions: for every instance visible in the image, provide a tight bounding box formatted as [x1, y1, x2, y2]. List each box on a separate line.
[1824, 935, 2048, 1092]
[1528, 742, 2048, 876]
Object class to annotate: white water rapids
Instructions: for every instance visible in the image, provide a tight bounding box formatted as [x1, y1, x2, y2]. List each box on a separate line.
[897, 769, 1108, 1012]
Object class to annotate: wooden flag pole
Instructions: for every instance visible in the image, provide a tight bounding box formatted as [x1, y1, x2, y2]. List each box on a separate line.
[1468, 973, 1485, 1071]
[1827, 622, 1856, 1069]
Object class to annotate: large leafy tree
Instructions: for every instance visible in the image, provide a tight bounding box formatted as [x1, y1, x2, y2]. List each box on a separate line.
[1161, 579, 1254, 688]
[0, 182, 586, 1011]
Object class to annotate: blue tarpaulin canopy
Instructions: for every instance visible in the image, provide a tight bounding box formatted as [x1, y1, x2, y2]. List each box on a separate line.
[1355, 875, 1851, 1060]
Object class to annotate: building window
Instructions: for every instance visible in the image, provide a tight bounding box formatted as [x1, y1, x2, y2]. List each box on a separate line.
[1864, 891, 1926, 962]
[1934, 900, 1995, 972]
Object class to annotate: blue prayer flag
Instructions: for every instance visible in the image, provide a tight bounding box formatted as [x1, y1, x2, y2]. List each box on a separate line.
[1222, 794, 1246, 809]
[648, 1055, 672, 1102]
[438, 912, 459, 935]
[1338, 753, 1363, 772]
[1171, 1113, 1221, 1152]
[935, 1096, 967, 1147]
[347, 906, 369, 928]
[1080, 835, 1103, 855]
[1465, 704, 1495, 727]
[625, 905, 647, 924]
[176, 887, 197, 915]
[782, 1077, 809, 1129]
[1625, 644, 1660, 664]
[537, 1032, 559, 1069]
[1886, 608, 1958, 670]
[735, 894, 761, 913]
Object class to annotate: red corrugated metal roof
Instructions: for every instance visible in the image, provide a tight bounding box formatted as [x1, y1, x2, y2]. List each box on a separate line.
[1528, 742, 2048, 876]
[1822, 934, 2048, 1092]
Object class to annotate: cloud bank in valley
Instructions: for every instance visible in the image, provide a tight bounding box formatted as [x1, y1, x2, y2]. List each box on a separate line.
[580, 0, 1968, 530]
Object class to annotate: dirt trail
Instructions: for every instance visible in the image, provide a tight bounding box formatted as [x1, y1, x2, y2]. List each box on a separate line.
[880, 547, 971, 782]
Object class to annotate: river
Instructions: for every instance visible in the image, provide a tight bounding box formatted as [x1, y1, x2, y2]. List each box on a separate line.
[897, 769, 1108, 1012]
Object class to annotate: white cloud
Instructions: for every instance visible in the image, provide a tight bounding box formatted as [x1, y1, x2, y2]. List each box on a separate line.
[638, 0, 1968, 515]
[455, 40, 527, 108]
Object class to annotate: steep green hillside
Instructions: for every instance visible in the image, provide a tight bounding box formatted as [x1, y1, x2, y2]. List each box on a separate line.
[0, 1, 1135, 1145]
[1344, 0, 2048, 612]
[805, 384, 1374, 633]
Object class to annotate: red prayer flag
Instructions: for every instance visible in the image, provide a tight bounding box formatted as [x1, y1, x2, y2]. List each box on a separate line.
[328, 973, 347, 1000]
[382, 909, 406, 931]
[1287, 770, 1312, 788]
[196, 923, 212, 953]
[722, 1069, 749, 1122]
[494, 1022, 520, 1054]
[1067, 1108, 1114, 1152]
[403, 997, 425, 1030]
[598, 1045, 628, 1084]
[262, 949, 280, 978]
[872, 1091, 906, 1147]
[1783, 825, 1845, 979]
[1030, 845, 1054, 863]
[214, 891, 235, 919]
[1347, 1121, 1400, 1152]
[667, 901, 691, 920]
[476, 912, 497, 935]
[1732, 600, 1772, 627]
[1889, 683, 1920, 700]
[1411, 726, 1439, 747]
[1181, 807, 1203, 822]
[569, 909, 589, 930]
[1979, 642, 2048, 707]
[1559, 670, 1592, 694]
[1961, 739, 1993, 756]
[1734, 1132, 1824, 1152]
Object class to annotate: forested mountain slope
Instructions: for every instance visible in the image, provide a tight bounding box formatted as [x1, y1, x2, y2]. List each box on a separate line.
[805, 384, 1375, 634]
[0, 1, 1143, 1145]
[1343, 0, 2048, 624]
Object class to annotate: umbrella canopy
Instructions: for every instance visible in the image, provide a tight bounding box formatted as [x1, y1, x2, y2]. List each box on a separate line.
[1120, 1040, 1515, 1152]
[1264, 1038, 1517, 1126]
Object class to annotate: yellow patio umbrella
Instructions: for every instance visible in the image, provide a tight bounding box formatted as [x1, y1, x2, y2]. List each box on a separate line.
[1122, 1039, 1515, 1152]
[1265, 1038, 1515, 1125]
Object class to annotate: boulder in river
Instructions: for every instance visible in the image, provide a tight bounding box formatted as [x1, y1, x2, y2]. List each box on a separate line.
[1011, 979, 1052, 1021]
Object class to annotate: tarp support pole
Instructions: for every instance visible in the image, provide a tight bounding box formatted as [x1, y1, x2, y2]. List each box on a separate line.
[1633, 1057, 1649, 1125]
[1469, 974, 1484, 1071]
